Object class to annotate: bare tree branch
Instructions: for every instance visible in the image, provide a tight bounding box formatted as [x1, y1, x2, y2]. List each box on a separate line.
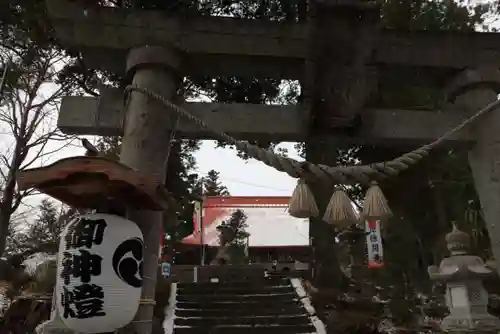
[21, 136, 77, 170]
[0, 46, 79, 256]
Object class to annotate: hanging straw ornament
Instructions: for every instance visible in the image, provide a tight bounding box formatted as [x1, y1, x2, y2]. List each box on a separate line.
[289, 178, 319, 218]
[323, 187, 358, 227]
[362, 181, 392, 221]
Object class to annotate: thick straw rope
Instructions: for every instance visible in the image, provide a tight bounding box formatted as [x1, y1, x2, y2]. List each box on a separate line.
[125, 85, 500, 184]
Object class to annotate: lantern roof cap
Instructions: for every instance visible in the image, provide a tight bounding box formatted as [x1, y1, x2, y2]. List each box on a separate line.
[445, 224, 470, 255]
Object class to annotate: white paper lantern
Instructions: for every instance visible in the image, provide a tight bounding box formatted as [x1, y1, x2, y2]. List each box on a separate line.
[55, 213, 143, 333]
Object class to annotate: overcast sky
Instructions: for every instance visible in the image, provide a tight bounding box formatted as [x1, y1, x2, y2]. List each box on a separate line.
[47, 139, 303, 197]
[194, 141, 303, 196]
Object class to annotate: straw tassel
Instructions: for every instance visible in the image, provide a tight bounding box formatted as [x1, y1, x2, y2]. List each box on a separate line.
[323, 187, 358, 227]
[362, 181, 392, 220]
[289, 178, 319, 218]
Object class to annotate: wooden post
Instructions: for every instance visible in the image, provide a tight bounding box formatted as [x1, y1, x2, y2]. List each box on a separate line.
[448, 66, 500, 275]
[119, 46, 181, 334]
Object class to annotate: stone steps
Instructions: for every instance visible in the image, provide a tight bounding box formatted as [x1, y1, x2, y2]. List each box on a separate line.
[176, 298, 302, 310]
[176, 278, 290, 290]
[174, 314, 311, 326]
[173, 324, 316, 334]
[167, 278, 322, 334]
[176, 292, 297, 303]
[176, 285, 293, 295]
[175, 305, 305, 317]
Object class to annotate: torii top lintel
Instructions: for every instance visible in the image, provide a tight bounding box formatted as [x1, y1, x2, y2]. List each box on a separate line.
[46, 0, 500, 79]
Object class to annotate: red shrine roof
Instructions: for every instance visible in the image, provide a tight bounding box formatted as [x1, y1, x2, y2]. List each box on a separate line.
[182, 196, 310, 248]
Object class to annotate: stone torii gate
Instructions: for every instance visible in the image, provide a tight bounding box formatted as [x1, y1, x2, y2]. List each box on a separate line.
[45, 0, 500, 332]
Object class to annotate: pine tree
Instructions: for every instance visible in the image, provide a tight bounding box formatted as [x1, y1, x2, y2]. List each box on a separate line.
[216, 209, 249, 264]
[202, 170, 230, 196]
[5, 199, 76, 260]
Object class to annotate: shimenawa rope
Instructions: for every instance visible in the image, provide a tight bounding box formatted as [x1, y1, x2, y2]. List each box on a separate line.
[124, 85, 500, 185]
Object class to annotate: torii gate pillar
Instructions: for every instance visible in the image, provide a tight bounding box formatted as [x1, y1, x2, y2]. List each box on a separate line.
[448, 67, 500, 274]
[306, 140, 346, 288]
[119, 46, 181, 333]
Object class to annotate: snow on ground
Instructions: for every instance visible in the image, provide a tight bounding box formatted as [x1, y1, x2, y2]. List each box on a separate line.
[23, 252, 56, 275]
[291, 278, 327, 334]
[163, 282, 177, 334]
[0, 252, 56, 315]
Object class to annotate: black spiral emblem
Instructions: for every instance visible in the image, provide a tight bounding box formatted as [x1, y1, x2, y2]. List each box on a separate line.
[112, 238, 144, 288]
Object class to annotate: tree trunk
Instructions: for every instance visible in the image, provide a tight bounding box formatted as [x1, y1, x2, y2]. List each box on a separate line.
[0, 205, 12, 257]
[0, 145, 24, 257]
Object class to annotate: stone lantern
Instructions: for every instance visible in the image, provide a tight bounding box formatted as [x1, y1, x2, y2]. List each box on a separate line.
[428, 224, 500, 333]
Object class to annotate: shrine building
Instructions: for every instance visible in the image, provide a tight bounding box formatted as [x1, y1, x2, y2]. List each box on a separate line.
[165, 196, 311, 270]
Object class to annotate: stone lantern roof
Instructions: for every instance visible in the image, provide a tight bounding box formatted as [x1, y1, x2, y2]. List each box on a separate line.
[445, 223, 470, 254]
[428, 224, 493, 282]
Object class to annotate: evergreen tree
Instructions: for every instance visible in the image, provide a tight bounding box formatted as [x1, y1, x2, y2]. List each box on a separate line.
[216, 209, 249, 265]
[5, 199, 76, 260]
[200, 170, 230, 197]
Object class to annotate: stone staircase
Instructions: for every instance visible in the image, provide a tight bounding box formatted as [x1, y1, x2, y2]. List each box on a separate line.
[164, 278, 325, 334]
